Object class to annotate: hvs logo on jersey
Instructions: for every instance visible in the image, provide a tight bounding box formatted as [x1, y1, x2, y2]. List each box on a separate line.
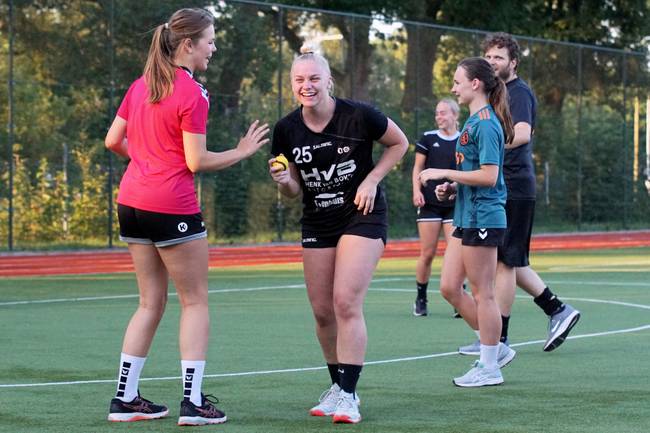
[300, 160, 356, 182]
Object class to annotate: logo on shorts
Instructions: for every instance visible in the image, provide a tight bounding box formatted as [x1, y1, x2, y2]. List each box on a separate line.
[302, 237, 317, 243]
[460, 130, 469, 145]
[178, 222, 188, 233]
[478, 228, 488, 240]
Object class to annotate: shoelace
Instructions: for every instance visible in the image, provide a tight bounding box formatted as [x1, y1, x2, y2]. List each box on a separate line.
[336, 395, 357, 411]
[318, 387, 337, 403]
[197, 394, 223, 417]
[202, 394, 221, 407]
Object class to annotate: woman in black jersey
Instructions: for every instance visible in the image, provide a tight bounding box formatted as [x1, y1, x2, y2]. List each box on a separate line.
[269, 45, 408, 424]
[411, 98, 460, 317]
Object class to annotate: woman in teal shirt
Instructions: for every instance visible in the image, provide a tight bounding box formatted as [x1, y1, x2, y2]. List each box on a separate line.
[420, 57, 514, 387]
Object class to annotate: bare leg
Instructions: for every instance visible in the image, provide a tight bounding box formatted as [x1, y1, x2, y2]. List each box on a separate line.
[121, 243, 169, 356]
[464, 246, 500, 346]
[158, 238, 210, 360]
[332, 235, 384, 365]
[439, 236, 478, 330]
[415, 221, 442, 284]
[495, 261, 516, 317]
[303, 247, 338, 363]
[516, 266, 546, 297]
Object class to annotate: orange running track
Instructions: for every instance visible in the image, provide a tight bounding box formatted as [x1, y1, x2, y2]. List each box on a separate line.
[0, 231, 649, 277]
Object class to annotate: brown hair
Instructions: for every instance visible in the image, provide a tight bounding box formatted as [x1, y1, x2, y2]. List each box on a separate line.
[481, 32, 521, 70]
[143, 8, 214, 103]
[458, 57, 514, 144]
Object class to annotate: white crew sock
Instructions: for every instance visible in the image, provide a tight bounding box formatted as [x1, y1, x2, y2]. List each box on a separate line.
[115, 353, 146, 402]
[181, 360, 206, 406]
[479, 344, 499, 369]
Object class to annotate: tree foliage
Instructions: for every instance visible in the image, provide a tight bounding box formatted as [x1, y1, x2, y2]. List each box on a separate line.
[0, 1, 648, 248]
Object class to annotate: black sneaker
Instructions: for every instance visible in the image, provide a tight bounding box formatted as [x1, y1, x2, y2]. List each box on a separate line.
[413, 297, 428, 316]
[178, 393, 227, 426]
[107, 394, 169, 422]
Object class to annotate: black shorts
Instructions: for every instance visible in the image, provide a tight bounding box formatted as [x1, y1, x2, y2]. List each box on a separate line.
[498, 199, 535, 267]
[118, 204, 207, 248]
[416, 204, 454, 223]
[302, 209, 388, 248]
[453, 227, 505, 247]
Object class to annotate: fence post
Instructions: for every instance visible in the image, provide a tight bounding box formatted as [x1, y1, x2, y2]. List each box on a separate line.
[107, 0, 115, 248]
[7, 0, 15, 251]
[275, 5, 284, 242]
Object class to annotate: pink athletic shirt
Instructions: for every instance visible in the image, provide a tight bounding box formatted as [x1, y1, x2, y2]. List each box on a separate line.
[116, 68, 209, 214]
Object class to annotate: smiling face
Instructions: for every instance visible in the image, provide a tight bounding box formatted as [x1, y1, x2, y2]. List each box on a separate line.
[290, 57, 332, 108]
[484, 45, 516, 82]
[188, 25, 216, 72]
[435, 101, 458, 132]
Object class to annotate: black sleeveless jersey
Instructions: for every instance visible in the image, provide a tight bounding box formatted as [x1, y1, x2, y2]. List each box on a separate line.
[272, 98, 389, 235]
[414, 129, 459, 207]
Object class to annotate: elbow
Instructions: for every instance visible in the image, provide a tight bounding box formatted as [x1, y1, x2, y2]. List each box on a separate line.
[485, 176, 498, 188]
[187, 164, 201, 173]
[185, 159, 202, 173]
[398, 140, 409, 157]
[105, 137, 117, 151]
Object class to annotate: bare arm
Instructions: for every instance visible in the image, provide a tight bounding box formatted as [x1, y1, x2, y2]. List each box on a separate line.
[412, 153, 426, 207]
[421, 164, 499, 188]
[183, 121, 269, 173]
[355, 118, 409, 214]
[506, 121, 532, 149]
[105, 116, 129, 158]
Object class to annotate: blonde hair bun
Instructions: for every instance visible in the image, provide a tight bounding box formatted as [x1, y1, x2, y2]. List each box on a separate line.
[300, 43, 318, 55]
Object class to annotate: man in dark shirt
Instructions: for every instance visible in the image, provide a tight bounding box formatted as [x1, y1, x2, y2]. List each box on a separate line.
[459, 33, 580, 356]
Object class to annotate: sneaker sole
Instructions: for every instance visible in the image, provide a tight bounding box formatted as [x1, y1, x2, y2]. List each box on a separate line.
[309, 409, 334, 417]
[458, 348, 480, 356]
[412, 304, 428, 316]
[333, 415, 362, 424]
[108, 410, 169, 422]
[178, 415, 228, 425]
[544, 311, 581, 352]
[452, 377, 504, 387]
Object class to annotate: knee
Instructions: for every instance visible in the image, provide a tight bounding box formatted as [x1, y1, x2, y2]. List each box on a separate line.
[139, 295, 167, 318]
[333, 295, 360, 321]
[312, 305, 336, 328]
[473, 289, 495, 305]
[420, 248, 436, 263]
[440, 282, 460, 303]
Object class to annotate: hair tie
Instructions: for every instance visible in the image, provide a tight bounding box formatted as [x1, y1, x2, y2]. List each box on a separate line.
[164, 22, 169, 29]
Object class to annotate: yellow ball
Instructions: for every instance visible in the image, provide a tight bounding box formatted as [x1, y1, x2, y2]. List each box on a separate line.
[272, 153, 289, 171]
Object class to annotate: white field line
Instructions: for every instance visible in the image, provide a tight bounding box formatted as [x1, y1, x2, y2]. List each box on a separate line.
[1, 295, 649, 389]
[2, 276, 649, 307]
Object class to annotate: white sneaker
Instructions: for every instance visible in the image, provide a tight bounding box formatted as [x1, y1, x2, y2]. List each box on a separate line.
[453, 361, 504, 387]
[309, 384, 341, 417]
[458, 339, 480, 355]
[497, 342, 516, 368]
[332, 391, 361, 424]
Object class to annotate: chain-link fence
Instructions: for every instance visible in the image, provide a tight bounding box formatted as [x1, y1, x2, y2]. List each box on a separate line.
[1, 0, 649, 250]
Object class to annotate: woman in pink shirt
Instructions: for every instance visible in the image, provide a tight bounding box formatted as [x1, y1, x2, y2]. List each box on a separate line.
[104, 8, 268, 426]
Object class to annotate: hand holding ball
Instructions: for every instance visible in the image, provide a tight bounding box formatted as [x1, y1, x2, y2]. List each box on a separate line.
[271, 154, 289, 171]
